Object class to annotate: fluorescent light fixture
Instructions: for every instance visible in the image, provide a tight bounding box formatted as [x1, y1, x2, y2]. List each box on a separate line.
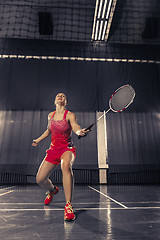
[91, 0, 99, 40]
[98, 0, 104, 18]
[102, 0, 108, 19]
[95, 21, 99, 40]
[91, 0, 117, 41]
[98, 20, 103, 40]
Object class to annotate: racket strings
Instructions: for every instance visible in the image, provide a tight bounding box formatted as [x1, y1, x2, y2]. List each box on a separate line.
[110, 85, 135, 112]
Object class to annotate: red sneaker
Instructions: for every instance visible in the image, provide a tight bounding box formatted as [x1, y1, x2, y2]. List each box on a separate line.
[64, 202, 76, 221]
[44, 186, 59, 205]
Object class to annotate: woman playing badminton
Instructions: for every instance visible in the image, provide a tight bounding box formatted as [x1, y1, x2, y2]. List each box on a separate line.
[32, 93, 89, 221]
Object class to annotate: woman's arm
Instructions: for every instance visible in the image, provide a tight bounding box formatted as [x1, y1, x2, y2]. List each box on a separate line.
[32, 113, 52, 146]
[32, 129, 51, 146]
[68, 112, 90, 137]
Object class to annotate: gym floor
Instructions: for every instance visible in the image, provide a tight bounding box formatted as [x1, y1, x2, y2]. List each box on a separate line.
[0, 184, 160, 240]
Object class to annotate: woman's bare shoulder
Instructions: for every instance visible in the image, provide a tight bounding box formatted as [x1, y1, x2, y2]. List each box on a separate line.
[67, 111, 76, 120]
[67, 110, 75, 115]
[48, 111, 54, 120]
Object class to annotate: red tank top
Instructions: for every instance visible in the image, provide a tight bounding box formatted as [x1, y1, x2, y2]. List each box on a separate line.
[49, 110, 74, 149]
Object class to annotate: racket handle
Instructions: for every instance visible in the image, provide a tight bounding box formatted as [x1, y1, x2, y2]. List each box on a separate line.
[78, 135, 86, 139]
[78, 124, 94, 139]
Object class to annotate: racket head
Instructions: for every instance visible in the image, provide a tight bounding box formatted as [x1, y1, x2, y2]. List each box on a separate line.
[109, 84, 135, 112]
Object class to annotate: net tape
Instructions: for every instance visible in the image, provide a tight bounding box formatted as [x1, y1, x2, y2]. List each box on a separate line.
[0, 54, 159, 65]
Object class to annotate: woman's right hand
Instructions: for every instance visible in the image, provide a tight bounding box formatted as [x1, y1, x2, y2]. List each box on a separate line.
[32, 140, 38, 147]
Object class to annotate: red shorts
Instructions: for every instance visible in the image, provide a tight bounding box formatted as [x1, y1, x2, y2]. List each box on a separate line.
[44, 147, 76, 166]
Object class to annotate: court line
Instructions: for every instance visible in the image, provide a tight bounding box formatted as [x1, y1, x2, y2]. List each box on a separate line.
[0, 206, 160, 211]
[0, 201, 159, 205]
[0, 203, 47, 205]
[0, 186, 16, 191]
[121, 201, 160, 204]
[0, 202, 117, 205]
[0, 190, 15, 197]
[88, 185, 128, 209]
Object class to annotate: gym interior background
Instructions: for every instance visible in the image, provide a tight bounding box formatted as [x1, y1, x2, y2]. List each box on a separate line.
[0, 0, 159, 185]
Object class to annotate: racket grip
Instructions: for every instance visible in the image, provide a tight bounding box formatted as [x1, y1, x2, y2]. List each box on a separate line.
[78, 124, 94, 139]
[78, 135, 86, 139]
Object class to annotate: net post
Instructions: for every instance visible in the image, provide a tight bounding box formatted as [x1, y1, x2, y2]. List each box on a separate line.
[96, 111, 109, 184]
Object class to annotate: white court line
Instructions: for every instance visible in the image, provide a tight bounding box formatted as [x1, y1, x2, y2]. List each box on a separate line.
[121, 201, 160, 204]
[0, 186, 16, 191]
[0, 203, 45, 205]
[0, 202, 116, 205]
[0, 201, 159, 205]
[78, 207, 160, 210]
[0, 190, 15, 197]
[0, 202, 104, 205]
[88, 185, 128, 209]
[0, 206, 160, 211]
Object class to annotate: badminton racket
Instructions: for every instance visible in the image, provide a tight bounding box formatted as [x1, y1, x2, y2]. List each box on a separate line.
[78, 84, 135, 139]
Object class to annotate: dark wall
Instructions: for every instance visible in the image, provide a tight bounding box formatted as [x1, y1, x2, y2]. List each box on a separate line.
[0, 58, 159, 175]
[0, 58, 160, 112]
[107, 112, 160, 173]
[0, 59, 98, 111]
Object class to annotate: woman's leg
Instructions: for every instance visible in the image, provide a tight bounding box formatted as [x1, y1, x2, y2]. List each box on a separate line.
[60, 151, 75, 203]
[36, 159, 57, 191]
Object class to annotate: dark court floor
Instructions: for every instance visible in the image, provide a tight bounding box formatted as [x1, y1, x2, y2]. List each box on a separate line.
[0, 184, 160, 240]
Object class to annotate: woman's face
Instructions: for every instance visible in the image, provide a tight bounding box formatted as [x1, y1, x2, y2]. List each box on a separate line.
[55, 93, 67, 106]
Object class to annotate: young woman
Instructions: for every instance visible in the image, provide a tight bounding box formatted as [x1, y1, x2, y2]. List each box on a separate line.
[32, 93, 89, 221]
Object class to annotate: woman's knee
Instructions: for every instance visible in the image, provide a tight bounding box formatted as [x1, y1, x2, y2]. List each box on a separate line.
[36, 174, 41, 185]
[36, 173, 47, 185]
[36, 160, 56, 185]
[61, 152, 74, 172]
[61, 161, 71, 173]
